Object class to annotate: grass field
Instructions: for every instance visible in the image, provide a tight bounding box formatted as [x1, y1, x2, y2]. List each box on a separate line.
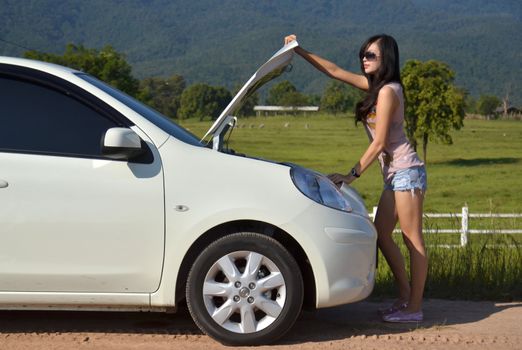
[178, 114, 522, 300]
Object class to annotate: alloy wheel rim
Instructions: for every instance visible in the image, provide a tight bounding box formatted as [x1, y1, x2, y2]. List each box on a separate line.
[202, 250, 287, 333]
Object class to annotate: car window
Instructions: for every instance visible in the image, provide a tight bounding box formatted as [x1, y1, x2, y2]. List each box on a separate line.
[77, 73, 203, 147]
[0, 76, 119, 158]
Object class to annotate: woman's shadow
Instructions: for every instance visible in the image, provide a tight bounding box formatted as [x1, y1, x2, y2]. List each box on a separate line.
[281, 298, 521, 344]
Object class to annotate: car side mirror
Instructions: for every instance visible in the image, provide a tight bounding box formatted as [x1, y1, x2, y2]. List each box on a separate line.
[102, 127, 145, 160]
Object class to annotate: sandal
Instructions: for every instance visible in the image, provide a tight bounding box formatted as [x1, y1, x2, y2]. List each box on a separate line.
[377, 301, 408, 316]
[382, 309, 423, 323]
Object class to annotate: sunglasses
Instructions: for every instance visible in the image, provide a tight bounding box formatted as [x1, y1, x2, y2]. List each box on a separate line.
[361, 51, 380, 61]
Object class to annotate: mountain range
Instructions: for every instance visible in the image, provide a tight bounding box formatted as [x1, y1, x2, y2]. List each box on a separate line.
[1, 0, 521, 105]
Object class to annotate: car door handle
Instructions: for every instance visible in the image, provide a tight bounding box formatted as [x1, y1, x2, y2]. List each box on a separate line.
[0, 180, 8, 188]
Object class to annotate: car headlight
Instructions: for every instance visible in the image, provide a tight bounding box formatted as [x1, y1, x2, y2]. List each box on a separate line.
[290, 166, 352, 212]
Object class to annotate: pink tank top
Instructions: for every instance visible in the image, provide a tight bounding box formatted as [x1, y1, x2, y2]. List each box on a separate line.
[364, 82, 424, 183]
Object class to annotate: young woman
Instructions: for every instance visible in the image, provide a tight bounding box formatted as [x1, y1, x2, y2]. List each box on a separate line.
[284, 34, 427, 323]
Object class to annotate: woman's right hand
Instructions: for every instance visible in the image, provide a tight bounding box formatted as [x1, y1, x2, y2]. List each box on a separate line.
[284, 34, 297, 45]
[327, 173, 355, 187]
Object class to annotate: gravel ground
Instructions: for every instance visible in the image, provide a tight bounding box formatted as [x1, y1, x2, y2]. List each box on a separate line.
[0, 299, 520, 349]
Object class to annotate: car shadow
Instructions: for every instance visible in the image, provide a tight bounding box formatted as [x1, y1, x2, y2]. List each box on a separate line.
[0, 305, 201, 335]
[0, 299, 520, 344]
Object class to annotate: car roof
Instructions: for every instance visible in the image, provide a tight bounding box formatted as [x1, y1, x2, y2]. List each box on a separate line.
[0, 56, 79, 77]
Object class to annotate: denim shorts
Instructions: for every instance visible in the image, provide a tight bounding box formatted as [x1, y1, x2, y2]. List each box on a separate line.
[384, 166, 427, 193]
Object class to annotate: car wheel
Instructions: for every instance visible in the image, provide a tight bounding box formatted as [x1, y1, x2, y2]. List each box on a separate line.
[186, 232, 303, 345]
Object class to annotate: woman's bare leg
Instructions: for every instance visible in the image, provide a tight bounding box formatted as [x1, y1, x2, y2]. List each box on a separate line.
[374, 189, 410, 303]
[394, 189, 427, 312]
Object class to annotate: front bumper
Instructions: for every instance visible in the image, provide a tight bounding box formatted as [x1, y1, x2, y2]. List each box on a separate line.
[281, 203, 377, 308]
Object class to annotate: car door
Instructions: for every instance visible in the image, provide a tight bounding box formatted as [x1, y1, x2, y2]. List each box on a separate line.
[0, 70, 164, 293]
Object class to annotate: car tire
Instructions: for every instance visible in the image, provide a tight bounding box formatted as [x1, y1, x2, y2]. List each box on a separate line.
[186, 232, 303, 345]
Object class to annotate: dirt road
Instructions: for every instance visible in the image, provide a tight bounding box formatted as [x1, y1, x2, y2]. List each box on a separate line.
[0, 299, 520, 349]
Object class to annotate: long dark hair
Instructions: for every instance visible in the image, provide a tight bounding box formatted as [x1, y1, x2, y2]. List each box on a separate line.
[355, 34, 402, 124]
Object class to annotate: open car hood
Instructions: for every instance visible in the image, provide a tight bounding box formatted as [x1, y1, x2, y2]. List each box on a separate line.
[201, 40, 299, 148]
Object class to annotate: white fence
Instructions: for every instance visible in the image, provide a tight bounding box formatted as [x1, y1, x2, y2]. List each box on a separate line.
[253, 105, 319, 116]
[369, 205, 522, 247]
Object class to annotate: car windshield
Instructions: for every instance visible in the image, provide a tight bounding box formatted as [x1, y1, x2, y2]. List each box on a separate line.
[76, 73, 202, 147]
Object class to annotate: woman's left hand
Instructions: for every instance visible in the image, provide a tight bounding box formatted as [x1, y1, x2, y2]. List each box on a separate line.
[327, 173, 354, 187]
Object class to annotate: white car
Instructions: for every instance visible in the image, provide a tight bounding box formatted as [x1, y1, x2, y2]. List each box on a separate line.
[0, 41, 376, 345]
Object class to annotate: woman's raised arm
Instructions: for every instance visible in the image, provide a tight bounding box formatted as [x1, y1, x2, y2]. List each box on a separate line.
[285, 35, 369, 91]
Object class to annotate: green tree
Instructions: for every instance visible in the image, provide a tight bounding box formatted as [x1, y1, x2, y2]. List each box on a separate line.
[24, 44, 140, 97]
[266, 80, 308, 107]
[138, 75, 186, 118]
[464, 93, 477, 114]
[402, 60, 465, 162]
[320, 80, 360, 114]
[266, 80, 296, 105]
[279, 91, 309, 107]
[178, 83, 231, 120]
[477, 95, 501, 117]
[308, 94, 322, 106]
